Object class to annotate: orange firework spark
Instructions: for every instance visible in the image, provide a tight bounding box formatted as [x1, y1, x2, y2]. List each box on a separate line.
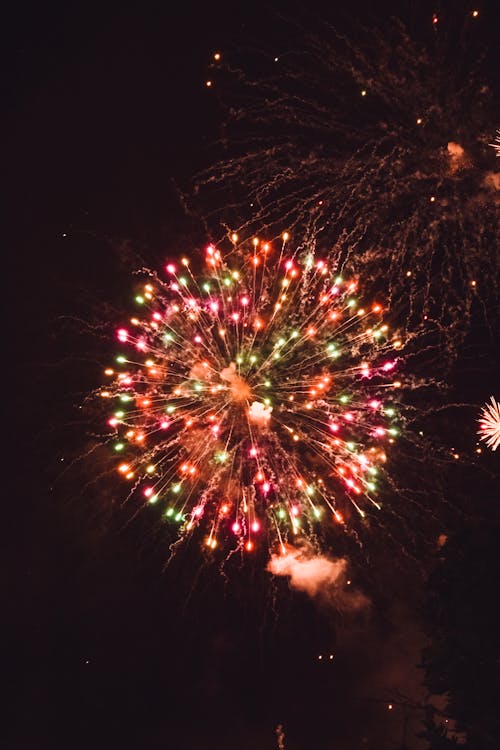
[100, 235, 404, 554]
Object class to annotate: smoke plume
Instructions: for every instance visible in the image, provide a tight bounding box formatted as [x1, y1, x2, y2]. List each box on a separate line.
[267, 544, 370, 612]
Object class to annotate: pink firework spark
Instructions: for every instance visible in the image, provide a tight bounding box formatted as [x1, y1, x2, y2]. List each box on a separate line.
[478, 397, 500, 451]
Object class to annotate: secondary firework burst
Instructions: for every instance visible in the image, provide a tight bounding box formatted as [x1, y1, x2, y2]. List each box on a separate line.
[100, 235, 403, 554]
[478, 397, 500, 451]
[198, 11, 499, 359]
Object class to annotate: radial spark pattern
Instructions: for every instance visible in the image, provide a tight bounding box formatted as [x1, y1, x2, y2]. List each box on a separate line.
[478, 397, 500, 451]
[100, 236, 403, 553]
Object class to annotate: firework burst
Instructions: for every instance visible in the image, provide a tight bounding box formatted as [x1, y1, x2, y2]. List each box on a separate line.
[197, 13, 499, 359]
[100, 235, 404, 554]
[478, 397, 500, 451]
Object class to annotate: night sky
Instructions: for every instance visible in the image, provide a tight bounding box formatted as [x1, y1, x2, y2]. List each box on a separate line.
[6, 2, 500, 749]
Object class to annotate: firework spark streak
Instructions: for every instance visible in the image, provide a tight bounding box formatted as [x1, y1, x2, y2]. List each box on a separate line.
[99, 236, 404, 554]
[490, 129, 500, 157]
[478, 397, 500, 451]
[197, 15, 499, 359]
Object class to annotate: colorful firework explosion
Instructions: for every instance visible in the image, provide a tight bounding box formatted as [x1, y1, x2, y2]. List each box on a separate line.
[478, 397, 500, 451]
[197, 12, 499, 358]
[99, 236, 404, 553]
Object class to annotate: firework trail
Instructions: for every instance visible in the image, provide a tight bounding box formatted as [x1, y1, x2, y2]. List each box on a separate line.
[276, 724, 285, 750]
[99, 235, 404, 555]
[478, 396, 500, 451]
[197, 11, 499, 360]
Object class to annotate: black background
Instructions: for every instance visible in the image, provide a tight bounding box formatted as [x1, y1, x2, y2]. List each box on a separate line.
[5, 2, 500, 749]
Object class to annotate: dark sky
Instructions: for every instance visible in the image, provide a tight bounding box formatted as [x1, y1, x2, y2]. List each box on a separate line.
[5, 2, 499, 749]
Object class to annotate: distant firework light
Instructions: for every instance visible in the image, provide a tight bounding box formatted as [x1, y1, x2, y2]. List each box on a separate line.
[198, 13, 499, 359]
[99, 236, 404, 555]
[490, 129, 500, 157]
[478, 397, 500, 451]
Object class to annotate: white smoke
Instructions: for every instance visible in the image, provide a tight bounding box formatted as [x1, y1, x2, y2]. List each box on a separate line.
[248, 400, 273, 426]
[189, 361, 211, 380]
[446, 141, 469, 173]
[219, 362, 252, 402]
[268, 544, 369, 612]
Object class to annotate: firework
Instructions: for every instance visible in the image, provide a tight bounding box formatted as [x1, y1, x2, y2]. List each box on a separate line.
[490, 129, 500, 157]
[100, 235, 403, 554]
[478, 397, 500, 451]
[197, 13, 499, 359]
[276, 724, 285, 750]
